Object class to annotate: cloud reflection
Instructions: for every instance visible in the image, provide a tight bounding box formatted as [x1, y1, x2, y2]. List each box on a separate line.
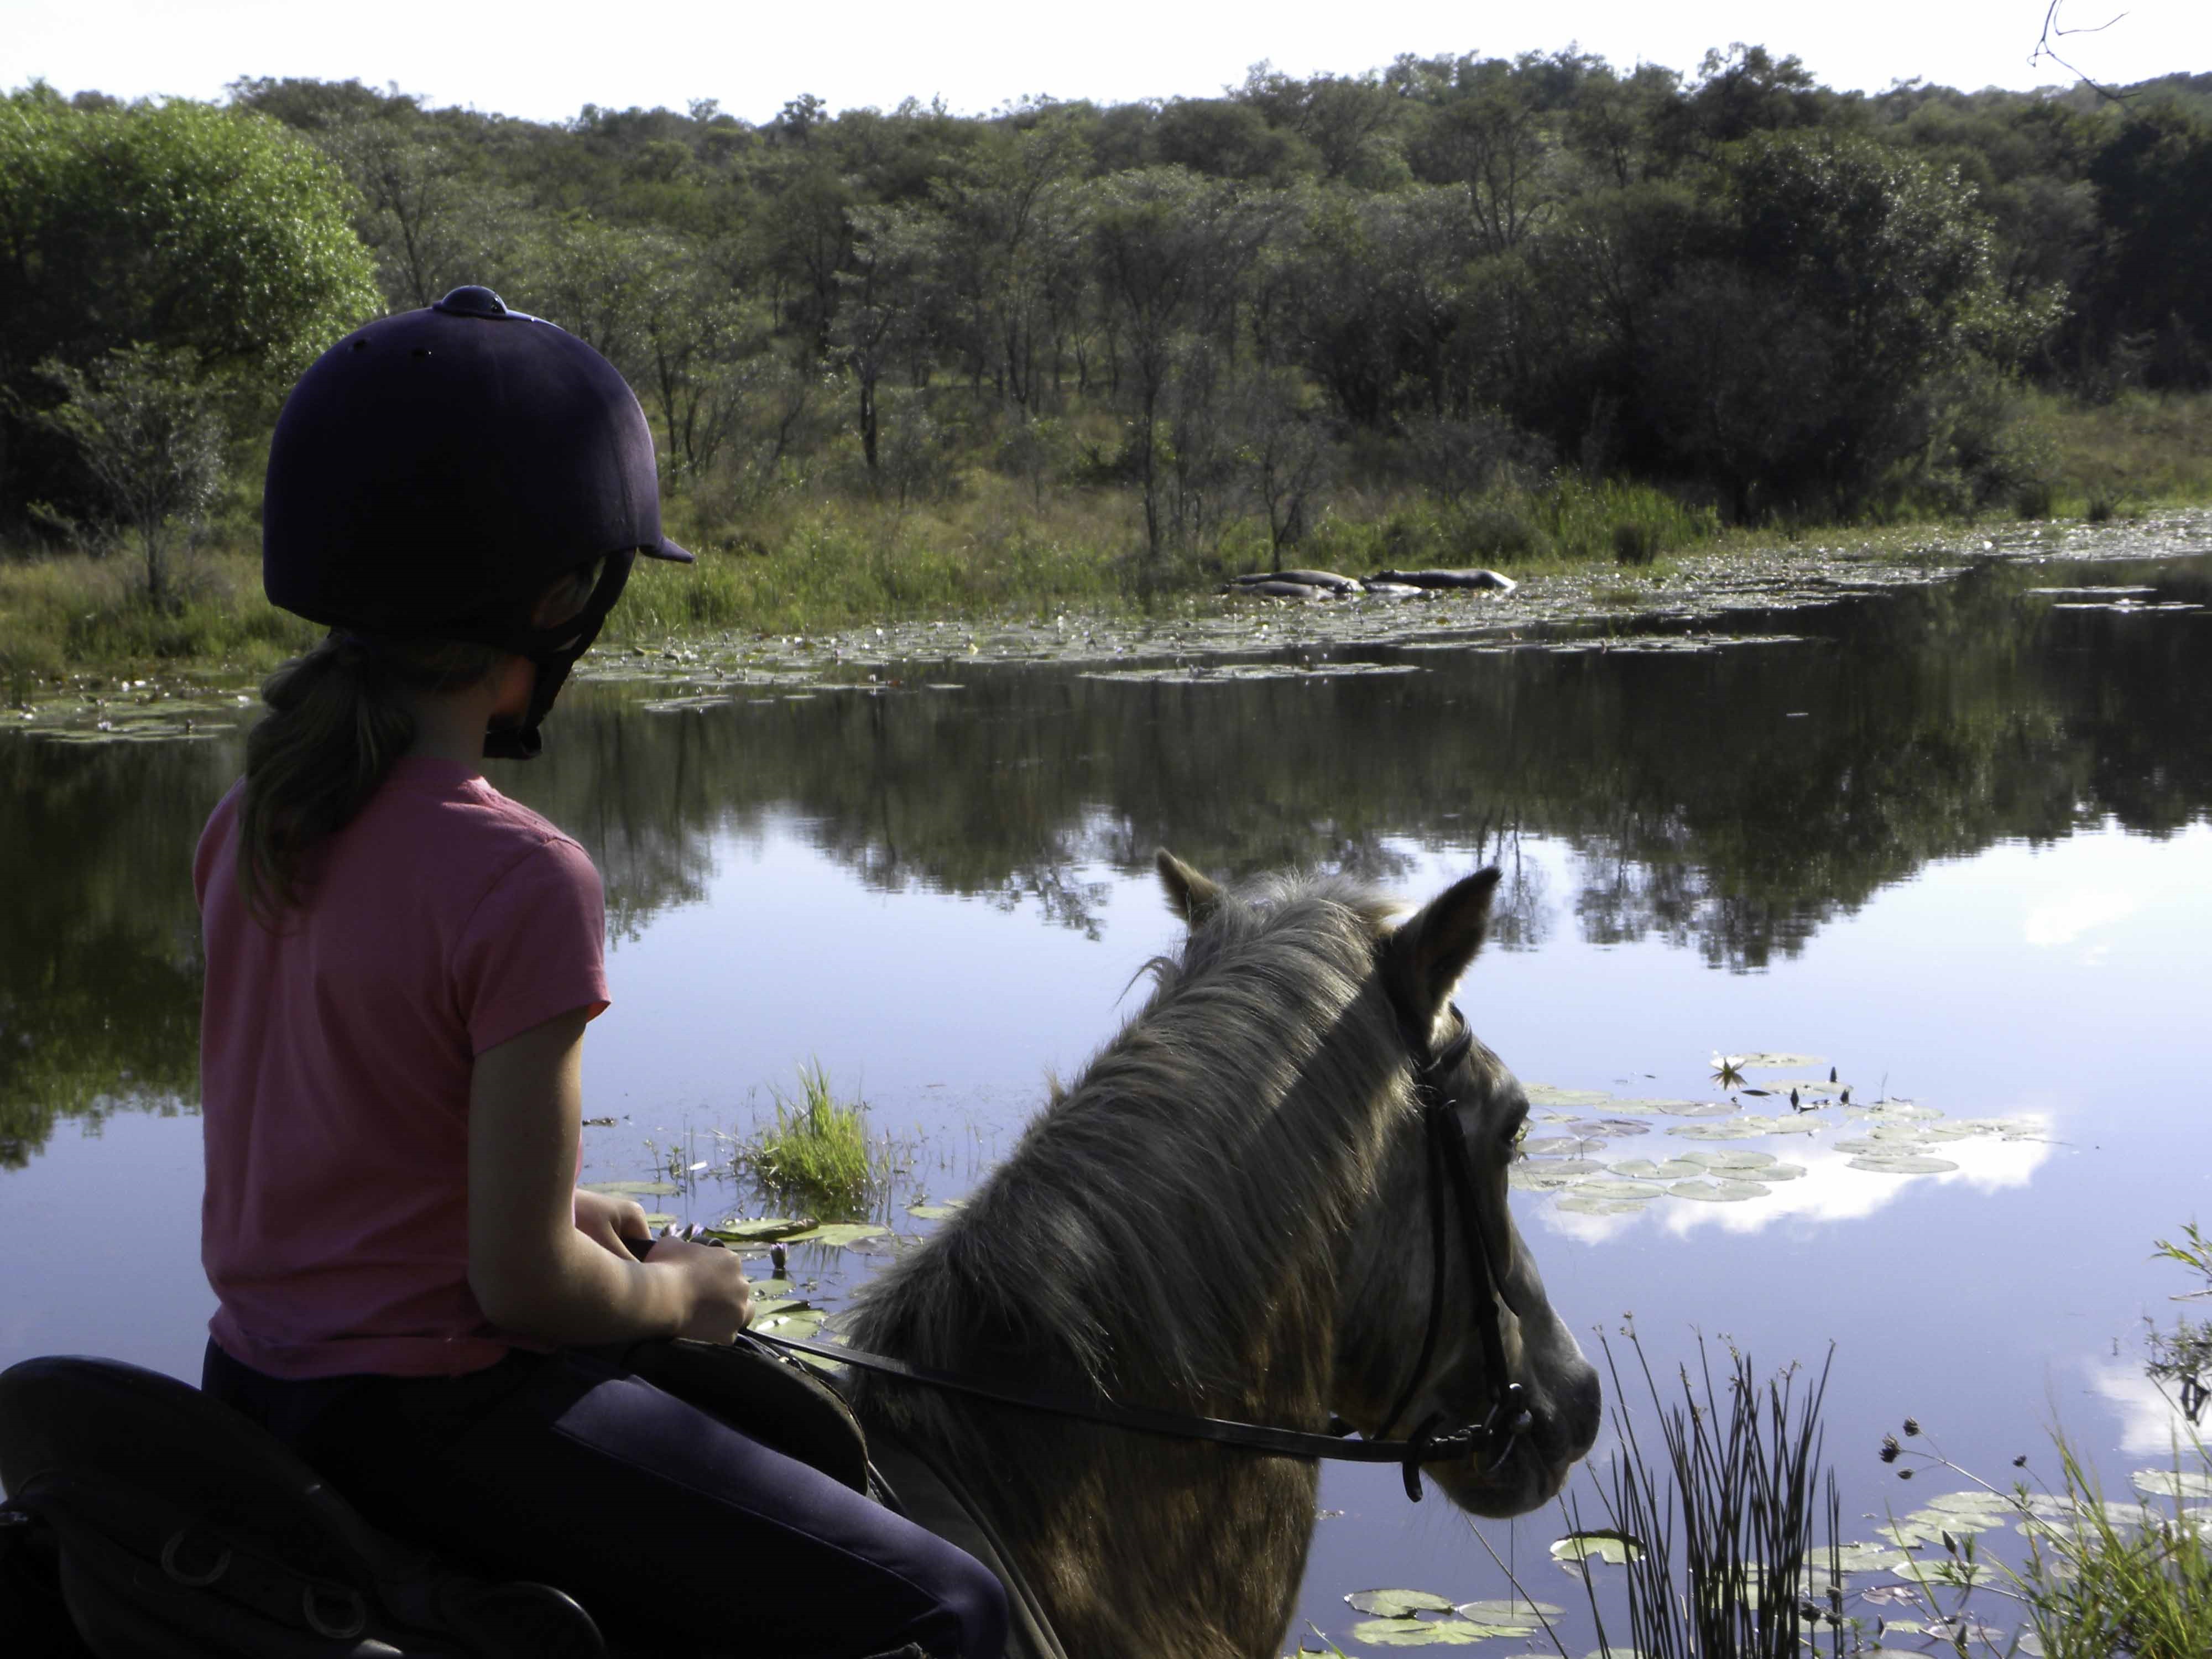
[2088, 1359, 2206, 1459]
[1533, 1115, 2054, 1245]
[2024, 890, 2141, 948]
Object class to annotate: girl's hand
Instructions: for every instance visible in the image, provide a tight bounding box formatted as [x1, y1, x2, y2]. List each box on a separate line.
[646, 1235, 754, 1343]
[573, 1187, 650, 1259]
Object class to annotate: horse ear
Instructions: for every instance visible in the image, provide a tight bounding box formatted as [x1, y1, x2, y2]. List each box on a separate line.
[1155, 849, 1224, 926]
[1387, 867, 1504, 1023]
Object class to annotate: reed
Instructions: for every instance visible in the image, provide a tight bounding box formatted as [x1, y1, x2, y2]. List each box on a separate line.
[739, 1061, 875, 1212]
[1566, 1331, 1844, 1659]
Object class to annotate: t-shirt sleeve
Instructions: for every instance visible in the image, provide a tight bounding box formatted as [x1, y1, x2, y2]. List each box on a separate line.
[453, 837, 611, 1055]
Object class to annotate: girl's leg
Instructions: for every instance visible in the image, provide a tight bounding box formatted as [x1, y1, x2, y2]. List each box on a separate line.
[206, 1343, 1007, 1659]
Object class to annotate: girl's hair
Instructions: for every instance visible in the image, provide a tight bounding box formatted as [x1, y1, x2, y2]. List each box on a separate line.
[236, 559, 605, 921]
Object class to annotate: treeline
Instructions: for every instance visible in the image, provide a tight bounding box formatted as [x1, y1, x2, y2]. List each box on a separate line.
[6, 50, 2212, 591]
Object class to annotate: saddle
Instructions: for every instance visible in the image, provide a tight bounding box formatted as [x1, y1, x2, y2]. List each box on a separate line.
[0, 1342, 1058, 1659]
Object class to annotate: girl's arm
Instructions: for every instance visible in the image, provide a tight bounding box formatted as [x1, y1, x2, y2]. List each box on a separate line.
[468, 1008, 753, 1345]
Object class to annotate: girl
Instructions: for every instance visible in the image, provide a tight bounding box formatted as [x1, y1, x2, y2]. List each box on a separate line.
[195, 286, 1007, 1659]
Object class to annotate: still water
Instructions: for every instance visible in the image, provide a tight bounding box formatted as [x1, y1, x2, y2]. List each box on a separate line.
[3, 547, 2209, 1650]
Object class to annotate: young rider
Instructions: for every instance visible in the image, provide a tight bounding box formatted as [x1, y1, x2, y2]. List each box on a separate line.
[195, 286, 1008, 1659]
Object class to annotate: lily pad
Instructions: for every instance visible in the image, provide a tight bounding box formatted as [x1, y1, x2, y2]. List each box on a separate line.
[2131, 1469, 2212, 1500]
[753, 1306, 827, 1340]
[781, 1221, 891, 1248]
[1608, 1158, 1706, 1181]
[1510, 1167, 1588, 1192]
[1349, 1618, 1494, 1646]
[1666, 1117, 1815, 1140]
[1735, 1052, 1824, 1068]
[906, 1202, 963, 1220]
[1551, 1529, 1645, 1566]
[1828, 1541, 1912, 1574]
[1669, 1178, 1769, 1202]
[1345, 1589, 1457, 1616]
[1678, 1148, 1776, 1171]
[580, 1180, 679, 1196]
[1873, 1519, 1948, 1549]
[1575, 1179, 1667, 1201]
[1525, 1086, 1619, 1110]
[1849, 1102, 1943, 1123]
[1918, 1490, 2021, 1517]
[1848, 1154, 1960, 1175]
[1455, 1599, 1562, 1622]
[1556, 1196, 1652, 1217]
[708, 1216, 816, 1241]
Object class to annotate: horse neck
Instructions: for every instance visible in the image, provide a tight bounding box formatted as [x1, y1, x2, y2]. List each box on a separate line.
[844, 984, 1412, 1658]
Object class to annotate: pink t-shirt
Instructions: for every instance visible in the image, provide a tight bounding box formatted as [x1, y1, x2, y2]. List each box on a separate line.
[196, 755, 609, 1379]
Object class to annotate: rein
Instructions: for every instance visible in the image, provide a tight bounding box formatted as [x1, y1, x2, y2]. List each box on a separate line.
[744, 1002, 1532, 1504]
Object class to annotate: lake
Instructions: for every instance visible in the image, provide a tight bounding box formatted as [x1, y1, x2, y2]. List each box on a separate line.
[3, 539, 2209, 1653]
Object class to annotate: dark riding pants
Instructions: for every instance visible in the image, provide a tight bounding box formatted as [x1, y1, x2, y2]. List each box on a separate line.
[202, 1340, 1007, 1659]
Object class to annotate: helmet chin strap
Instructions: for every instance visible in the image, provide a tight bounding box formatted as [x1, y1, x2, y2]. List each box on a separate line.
[481, 552, 636, 761]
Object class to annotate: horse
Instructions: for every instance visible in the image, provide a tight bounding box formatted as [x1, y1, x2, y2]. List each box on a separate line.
[842, 852, 1603, 1659]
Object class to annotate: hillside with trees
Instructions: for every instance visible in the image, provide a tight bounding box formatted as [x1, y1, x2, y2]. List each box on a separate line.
[4, 50, 2210, 626]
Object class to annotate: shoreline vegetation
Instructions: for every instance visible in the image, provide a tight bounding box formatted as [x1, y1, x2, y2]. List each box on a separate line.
[4, 388, 2210, 702]
[7, 54, 2212, 695]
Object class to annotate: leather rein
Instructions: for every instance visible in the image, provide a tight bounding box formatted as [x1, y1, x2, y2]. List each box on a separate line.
[746, 1002, 1533, 1504]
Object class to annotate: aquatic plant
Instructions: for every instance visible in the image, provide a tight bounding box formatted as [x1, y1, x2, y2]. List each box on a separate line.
[740, 1060, 875, 1211]
[1564, 1330, 1845, 1659]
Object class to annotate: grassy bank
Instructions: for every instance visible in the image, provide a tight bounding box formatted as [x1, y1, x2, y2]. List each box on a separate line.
[8, 390, 2211, 698]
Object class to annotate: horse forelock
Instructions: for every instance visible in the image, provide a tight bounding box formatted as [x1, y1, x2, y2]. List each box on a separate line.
[848, 871, 1420, 1423]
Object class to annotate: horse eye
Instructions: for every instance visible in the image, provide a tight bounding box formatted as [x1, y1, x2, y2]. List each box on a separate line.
[1503, 1113, 1530, 1157]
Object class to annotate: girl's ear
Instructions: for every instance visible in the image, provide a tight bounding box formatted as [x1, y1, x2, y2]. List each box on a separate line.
[1155, 849, 1224, 927]
[1384, 868, 1503, 1030]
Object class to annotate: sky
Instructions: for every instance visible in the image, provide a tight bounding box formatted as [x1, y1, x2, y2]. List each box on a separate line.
[3, 0, 2206, 124]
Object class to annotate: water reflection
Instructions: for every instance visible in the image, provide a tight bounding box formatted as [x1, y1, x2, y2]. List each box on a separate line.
[1541, 1126, 2058, 1246]
[1, 551, 2205, 1162]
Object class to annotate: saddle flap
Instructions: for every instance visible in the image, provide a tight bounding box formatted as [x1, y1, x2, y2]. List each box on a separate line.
[0, 1357, 604, 1659]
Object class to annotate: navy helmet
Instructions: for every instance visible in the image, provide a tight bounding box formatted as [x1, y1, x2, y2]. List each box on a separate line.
[263, 285, 692, 758]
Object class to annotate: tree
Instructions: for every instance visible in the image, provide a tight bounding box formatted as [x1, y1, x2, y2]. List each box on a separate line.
[2079, 107, 2212, 387]
[0, 85, 378, 529]
[1658, 131, 2027, 512]
[833, 205, 939, 472]
[1408, 72, 1557, 255]
[1092, 170, 1266, 560]
[34, 346, 226, 608]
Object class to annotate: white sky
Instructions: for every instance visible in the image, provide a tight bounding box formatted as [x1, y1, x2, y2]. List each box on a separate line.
[4, 0, 2206, 124]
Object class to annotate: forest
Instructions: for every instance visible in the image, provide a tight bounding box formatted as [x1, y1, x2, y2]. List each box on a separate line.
[3, 47, 2212, 628]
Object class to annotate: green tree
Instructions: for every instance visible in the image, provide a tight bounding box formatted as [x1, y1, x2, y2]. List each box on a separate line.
[2081, 106, 2212, 388]
[33, 345, 225, 608]
[0, 84, 379, 530]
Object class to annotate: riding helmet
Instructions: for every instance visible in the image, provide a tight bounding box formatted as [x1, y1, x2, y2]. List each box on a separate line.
[262, 285, 692, 758]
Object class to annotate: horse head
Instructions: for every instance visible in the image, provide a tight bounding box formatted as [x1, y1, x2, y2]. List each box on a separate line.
[1159, 852, 1601, 1518]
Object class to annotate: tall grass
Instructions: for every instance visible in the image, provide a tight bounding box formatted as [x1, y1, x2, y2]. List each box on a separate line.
[0, 546, 316, 696]
[2015, 1435, 2212, 1659]
[2025, 388, 2212, 517]
[739, 1061, 875, 1213]
[1565, 1332, 1844, 1659]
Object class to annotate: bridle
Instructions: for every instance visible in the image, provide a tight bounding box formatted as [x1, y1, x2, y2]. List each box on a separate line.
[747, 1001, 1534, 1504]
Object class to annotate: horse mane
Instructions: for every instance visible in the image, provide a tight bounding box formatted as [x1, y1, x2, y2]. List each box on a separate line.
[843, 871, 1418, 1436]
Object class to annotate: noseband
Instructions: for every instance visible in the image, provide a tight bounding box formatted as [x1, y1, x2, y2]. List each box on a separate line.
[745, 1001, 1533, 1504]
